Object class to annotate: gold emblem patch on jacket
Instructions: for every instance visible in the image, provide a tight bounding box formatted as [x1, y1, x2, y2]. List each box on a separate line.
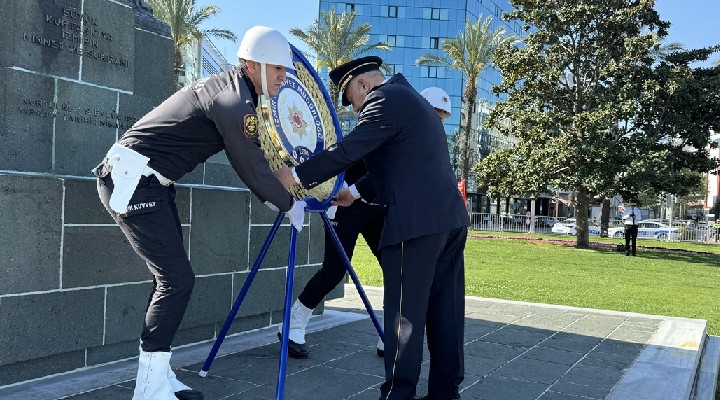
[244, 114, 258, 139]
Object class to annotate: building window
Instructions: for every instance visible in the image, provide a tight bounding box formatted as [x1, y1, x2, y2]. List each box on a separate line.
[388, 5, 397, 18]
[424, 66, 438, 78]
[431, 8, 440, 20]
[345, 3, 355, 13]
[386, 64, 403, 74]
[430, 37, 440, 49]
[387, 35, 396, 46]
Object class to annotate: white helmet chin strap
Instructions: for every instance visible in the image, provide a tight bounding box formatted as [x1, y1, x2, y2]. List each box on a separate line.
[260, 62, 269, 99]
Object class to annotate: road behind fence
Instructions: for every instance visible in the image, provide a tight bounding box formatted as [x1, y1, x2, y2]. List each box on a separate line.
[469, 212, 720, 243]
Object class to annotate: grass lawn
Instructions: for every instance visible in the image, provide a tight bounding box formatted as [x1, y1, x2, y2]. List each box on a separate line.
[350, 231, 720, 335]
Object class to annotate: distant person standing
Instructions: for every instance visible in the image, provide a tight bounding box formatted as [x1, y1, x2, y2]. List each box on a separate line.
[624, 203, 642, 256]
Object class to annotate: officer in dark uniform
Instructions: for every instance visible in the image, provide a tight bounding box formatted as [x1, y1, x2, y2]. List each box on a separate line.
[279, 86, 457, 360]
[92, 26, 305, 400]
[275, 56, 469, 400]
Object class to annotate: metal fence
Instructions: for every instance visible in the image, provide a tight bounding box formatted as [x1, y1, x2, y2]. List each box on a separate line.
[469, 212, 720, 244]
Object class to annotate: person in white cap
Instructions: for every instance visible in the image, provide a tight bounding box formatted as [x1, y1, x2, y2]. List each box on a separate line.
[420, 87, 452, 122]
[92, 26, 305, 400]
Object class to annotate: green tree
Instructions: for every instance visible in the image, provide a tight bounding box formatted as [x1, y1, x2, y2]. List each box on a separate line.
[417, 17, 518, 183]
[620, 45, 720, 203]
[147, 0, 238, 88]
[290, 7, 390, 111]
[477, 0, 669, 248]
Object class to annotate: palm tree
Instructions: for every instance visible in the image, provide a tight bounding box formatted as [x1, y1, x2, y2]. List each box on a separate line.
[290, 7, 390, 112]
[650, 36, 684, 62]
[146, 0, 238, 88]
[417, 17, 518, 183]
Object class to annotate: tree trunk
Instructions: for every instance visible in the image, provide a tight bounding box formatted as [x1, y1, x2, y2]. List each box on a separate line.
[600, 198, 610, 237]
[329, 81, 340, 112]
[575, 187, 590, 248]
[460, 82, 478, 182]
[174, 47, 184, 90]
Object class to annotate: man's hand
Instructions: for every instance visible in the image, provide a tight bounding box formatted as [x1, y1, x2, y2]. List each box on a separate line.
[286, 200, 306, 231]
[331, 188, 357, 207]
[274, 167, 297, 189]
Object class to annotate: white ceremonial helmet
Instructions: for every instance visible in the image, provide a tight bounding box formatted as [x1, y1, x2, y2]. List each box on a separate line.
[237, 26, 294, 96]
[420, 87, 452, 115]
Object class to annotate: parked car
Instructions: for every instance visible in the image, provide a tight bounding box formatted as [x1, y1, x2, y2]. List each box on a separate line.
[647, 221, 682, 240]
[608, 221, 682, 240]
[608, 225, 625, 238]
[551, 218, 600, 235]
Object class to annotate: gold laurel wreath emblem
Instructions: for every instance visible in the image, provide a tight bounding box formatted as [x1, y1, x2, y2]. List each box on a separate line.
[258, 61, 339, 201]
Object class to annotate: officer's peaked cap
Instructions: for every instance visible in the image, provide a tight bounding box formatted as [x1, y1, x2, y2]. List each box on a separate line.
[329, 56, 383, 106]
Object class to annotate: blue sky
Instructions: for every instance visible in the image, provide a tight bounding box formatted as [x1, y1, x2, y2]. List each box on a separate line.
[197, 0, 719, 67]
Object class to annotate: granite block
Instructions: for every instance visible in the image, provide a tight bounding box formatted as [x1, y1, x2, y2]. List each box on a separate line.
[79, 0, 135, 91]
[54, 79, 121, 177]
[0, 289, 104, 365]
[188, 188, 250, 275]
[63, 178, 115, 225]
[0, 349, 85, 387]
[0, 69, 55, 172]
[62, 226, 153, 287]
[0, 0, 83, 78]
[233, 269, 286, 317]
[104, 282, 153, 344]
[0, 175, 62, 294]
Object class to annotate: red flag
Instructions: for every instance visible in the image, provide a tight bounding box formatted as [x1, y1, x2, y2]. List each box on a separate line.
[457, 179, 468, 208]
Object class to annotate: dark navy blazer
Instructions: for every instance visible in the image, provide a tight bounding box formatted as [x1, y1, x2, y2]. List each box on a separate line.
[296, 74, 469, 248]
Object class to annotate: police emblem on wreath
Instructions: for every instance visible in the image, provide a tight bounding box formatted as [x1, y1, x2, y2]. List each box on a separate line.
[258, 44, 344, 206]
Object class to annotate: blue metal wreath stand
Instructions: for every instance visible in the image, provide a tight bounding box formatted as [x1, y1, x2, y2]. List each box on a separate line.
[198, 195, 384, 400]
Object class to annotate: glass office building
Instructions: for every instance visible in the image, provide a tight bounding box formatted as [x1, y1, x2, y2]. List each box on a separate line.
[319, 0, 521, 160]
[179, 38, 234, 86]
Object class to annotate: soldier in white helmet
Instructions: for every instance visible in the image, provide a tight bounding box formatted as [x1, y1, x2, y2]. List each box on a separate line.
[92, 26, 305, 400]
[420, 87, 452, 121]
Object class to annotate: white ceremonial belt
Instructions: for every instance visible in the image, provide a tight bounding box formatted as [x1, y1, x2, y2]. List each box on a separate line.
[142, 165, 173, 187]
[104, 143, 172, 214]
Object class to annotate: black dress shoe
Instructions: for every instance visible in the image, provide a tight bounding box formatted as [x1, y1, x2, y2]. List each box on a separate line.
[416, 394, 461, 400]
[277, 332, 308, 359]
[376, 347, 384, 357]
[175, 389, 204, 400]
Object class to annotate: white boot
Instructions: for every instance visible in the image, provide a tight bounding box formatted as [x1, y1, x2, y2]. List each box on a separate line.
[132, 350, 177, 400]
[168, 367, 204, 400]
[168, 367, 192, 392]
[278, 299, 313, 344]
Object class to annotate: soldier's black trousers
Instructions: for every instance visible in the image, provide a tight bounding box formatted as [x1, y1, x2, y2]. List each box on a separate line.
[95, 167, 194, 353]
[299, 202, 385, 309]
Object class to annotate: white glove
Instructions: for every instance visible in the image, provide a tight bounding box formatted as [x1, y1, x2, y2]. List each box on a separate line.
[286, 200, 306, 232]
[326, 205, 338, 219]
[264, 201, 279, 212]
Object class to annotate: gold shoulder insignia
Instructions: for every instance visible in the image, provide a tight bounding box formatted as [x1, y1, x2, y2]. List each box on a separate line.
[244, 114, 258, 139]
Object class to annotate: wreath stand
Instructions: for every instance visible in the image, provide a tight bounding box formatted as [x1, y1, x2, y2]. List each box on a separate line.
[198, 205, 384, 400]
